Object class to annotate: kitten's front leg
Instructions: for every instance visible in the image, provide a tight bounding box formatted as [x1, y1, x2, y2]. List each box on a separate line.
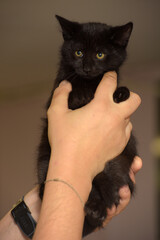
[83, 172, 115, 235]
[83, 185, 107, 236]
[83, 154, 135, 236]
[85, 185, 107, 225]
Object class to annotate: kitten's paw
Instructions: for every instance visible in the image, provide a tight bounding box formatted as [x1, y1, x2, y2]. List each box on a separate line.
[85, 200, 106, 227]
[113, 86, 130, 103]
[105, 178, 134, 210]
[112, 190, 120, 207]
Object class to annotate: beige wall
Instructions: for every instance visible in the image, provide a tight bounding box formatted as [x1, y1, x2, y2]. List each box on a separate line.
[1, 1, 160, 239]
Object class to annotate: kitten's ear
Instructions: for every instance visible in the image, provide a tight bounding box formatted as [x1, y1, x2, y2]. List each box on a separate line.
[55, 15, 80, 40]
[111, 22, 133, 48]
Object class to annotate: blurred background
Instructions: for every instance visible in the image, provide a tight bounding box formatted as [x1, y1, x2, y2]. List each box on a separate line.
[0, 0, 160, 239]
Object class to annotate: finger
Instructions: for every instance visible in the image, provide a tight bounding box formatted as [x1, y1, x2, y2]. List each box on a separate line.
[125, 121, 133, 141]
[49, 81, 72, 112]
[129, 168, 136, 183]
[102, 205, 117, 227]
[130, 156, 143, 183]
[119, 92, 141, 119]
[102, 185, 131, 228]
[97, 156, 142, 231]
[95, 71, 117, 101]
[115, 186, 131, 215]
[107, 205, 117, 217]
[131, 156, 143, 174]
[97, 184, 131, 230]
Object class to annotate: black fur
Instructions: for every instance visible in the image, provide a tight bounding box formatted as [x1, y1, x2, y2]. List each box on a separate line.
[37, 16, 137, 237]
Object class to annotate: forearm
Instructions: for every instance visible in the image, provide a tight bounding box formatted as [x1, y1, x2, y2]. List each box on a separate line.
[0, 211, 27, 240]
[0, 157, 142, 240]
[0, 187, 41, 240]
[33, 154, 92, 240]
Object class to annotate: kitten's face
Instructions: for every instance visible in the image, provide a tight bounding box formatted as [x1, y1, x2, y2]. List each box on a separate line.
[65, 30, 115, 78]
[56, 16, 133, 79]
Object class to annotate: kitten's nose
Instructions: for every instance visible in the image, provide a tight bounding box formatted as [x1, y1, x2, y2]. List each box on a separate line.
[83, 66, 91, 74]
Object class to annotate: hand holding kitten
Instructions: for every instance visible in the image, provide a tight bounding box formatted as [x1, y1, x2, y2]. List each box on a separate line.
[47, 71, 141, 182]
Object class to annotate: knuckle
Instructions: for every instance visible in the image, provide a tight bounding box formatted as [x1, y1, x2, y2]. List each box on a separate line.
[47, 106, 56, 117]
[53, 86, 63, 97]
[131, 92, 141, 106]
[104, 71, 117, 81]
[128, 122, 133, 132]
[102, 72, 117, 88]
[138, 157, 143, 169]
[53, 84, 71, 100]
[134, 156, 143, 171]
[135, 93, 141, 105]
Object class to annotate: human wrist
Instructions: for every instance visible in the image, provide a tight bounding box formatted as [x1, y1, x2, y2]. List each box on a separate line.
[47, 153, 92, 204]
[0, 187, 41, 240]
[23, 186, 41, 222]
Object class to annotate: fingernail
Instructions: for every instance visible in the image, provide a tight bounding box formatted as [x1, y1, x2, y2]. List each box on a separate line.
[123, 185, 130, 193]
[120, 185, 130, 195]
[105, 71, 117, 77]
[59, 80, 68, 86]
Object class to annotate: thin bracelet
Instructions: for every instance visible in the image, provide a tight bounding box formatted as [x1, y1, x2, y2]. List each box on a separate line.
[44, 178, 85, 208]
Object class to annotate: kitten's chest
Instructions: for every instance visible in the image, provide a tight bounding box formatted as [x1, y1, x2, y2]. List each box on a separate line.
[68, 77, 100, 110]
[56, 71, 119, 110]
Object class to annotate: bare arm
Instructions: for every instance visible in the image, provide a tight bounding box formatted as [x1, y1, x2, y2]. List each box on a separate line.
[0, 187, 41, 240]
[33, 72, 141, 240]
[0, 72, 141, 240]
[0, 157, 142, 240]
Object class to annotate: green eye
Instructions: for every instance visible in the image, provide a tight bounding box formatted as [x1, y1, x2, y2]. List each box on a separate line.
[96, 52, 105, 59]
[75, 50, 83, 57]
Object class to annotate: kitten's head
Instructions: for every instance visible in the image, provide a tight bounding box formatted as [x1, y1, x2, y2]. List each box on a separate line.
[56, 15, 133, 79]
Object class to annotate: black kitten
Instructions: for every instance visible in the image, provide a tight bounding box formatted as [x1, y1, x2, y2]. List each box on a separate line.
[37, 16, 137, 237]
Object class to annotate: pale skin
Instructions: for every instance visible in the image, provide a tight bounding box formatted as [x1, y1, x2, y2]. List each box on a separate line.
[0, 72, 142, 240]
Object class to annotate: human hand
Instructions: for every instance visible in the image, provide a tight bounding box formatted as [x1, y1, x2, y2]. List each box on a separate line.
[47, 72, 141, 181]
[94, 156, 142, 229]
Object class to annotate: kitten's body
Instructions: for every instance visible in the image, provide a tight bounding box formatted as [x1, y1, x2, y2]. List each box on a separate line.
[37, 16, 137, 236]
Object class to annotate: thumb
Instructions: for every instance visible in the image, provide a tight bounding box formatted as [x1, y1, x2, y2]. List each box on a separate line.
[119, 92, 141, 118]
[49, 81, 72, 113]
[94, 72, 117, 101]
